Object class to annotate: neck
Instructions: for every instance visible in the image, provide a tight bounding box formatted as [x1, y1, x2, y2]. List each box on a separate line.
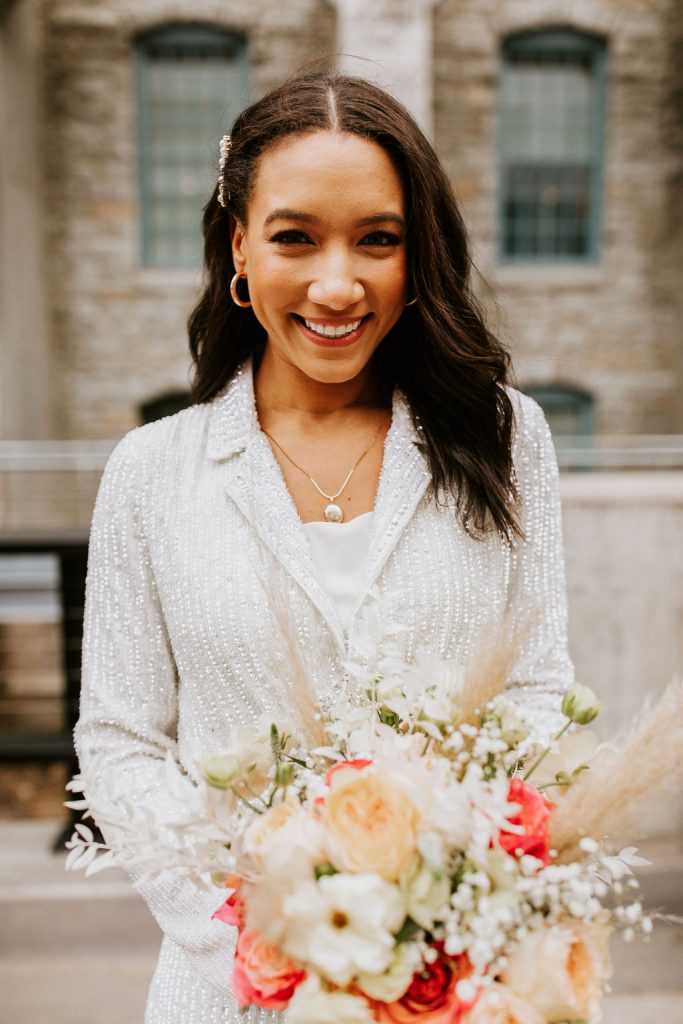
[254, 344, 389, 422]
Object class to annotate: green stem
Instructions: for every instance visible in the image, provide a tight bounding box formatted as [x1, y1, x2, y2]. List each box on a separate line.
[523, 720, 571, 781]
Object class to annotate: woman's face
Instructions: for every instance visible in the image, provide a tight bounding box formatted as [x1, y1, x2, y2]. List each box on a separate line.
[231, 130, 409, 385]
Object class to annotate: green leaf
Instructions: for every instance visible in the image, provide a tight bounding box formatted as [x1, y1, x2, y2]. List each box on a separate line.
[378, 705, 401, 728]
[314, 863, 338, 879]
[393, 917, 422, 944]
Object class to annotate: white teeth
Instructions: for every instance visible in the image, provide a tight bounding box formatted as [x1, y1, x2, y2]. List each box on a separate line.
[303, 318, 362, 338]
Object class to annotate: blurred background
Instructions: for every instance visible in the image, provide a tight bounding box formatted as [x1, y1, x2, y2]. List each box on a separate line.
[0, 0, 681, 1021]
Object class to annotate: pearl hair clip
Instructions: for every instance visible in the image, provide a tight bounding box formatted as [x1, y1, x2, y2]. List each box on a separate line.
[218, 133, 232, 207]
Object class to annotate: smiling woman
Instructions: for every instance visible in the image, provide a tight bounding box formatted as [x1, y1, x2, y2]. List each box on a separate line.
[74, 71, 575, 1024]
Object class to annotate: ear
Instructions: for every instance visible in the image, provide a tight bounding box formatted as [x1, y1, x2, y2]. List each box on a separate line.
[231, 218, 248, 273]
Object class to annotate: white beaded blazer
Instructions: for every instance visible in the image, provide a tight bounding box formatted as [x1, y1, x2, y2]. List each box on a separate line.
[74, 357, 574, 1024]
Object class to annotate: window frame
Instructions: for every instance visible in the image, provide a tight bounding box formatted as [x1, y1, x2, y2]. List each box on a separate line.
[497, 27, 607, 265]
[134, 23, 248, 268]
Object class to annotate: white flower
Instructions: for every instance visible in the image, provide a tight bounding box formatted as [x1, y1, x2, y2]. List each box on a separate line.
[356, 942, 421, 1001]
[601, 846, 651, 881]
[400, 857, 451, 930]
[285, 975, 375, 1024]
[281, 872, 406, 986]
[490, 699, 531, 747]
[561, 683, 602, 724]
[242, 798, 326, 878]
[501, 921, 609, 1022]
[203, 723, 275, 793]
[420, 759, 473, 848]
[464, 767, 520, 865]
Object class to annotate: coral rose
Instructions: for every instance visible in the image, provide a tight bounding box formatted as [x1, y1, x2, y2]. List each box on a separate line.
[322, 765, 420, 881]
[497, 779, 553, 865]
[212, 875, 245, 931]
[374, 953, 477, 1024]
[325, 759, 374, 786]
[231, 928, 305, 1010]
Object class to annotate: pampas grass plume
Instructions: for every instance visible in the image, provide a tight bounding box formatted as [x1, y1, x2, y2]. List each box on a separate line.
[549, 675, 683, 861]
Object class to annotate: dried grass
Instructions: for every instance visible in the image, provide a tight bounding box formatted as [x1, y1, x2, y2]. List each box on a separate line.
[549, 675, 683, 861]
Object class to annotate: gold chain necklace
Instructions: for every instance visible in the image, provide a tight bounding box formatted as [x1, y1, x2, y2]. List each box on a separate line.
[262, 418, 388, 523]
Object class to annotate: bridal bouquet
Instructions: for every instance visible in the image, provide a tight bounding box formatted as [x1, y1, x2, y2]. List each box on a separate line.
[66, 602, 683, 1024]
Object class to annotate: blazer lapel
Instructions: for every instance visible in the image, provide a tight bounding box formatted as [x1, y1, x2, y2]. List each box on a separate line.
[206, 360, 347, 651]
[361, 391, 431, 596]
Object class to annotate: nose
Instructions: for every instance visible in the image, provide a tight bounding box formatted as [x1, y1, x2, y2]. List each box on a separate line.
[307, 250, 365, 310]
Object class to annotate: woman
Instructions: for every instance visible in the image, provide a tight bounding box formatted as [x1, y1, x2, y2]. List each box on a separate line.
[75, 73, 574, 1023]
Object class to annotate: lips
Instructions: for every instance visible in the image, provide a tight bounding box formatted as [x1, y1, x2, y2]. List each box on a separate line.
[292, 313, 372, 348]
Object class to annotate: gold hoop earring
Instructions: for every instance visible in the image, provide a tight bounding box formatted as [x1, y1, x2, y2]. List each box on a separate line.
[230, 271, 252, 308]
[405, 296, 418, 307]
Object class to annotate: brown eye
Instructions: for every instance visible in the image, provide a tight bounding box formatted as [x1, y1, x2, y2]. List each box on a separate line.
[361, 231, 403, 247]
[270, 230, 312, 245]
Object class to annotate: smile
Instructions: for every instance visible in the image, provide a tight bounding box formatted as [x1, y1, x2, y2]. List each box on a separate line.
[304, 318, 362, 338]
[292, 313, 372, 348]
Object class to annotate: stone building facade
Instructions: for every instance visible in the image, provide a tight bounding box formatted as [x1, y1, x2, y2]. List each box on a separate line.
[0, 0, 682, 439]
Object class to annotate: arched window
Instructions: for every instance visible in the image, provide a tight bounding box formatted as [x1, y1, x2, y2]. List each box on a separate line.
[135, 25, 249, 267]
[524, 384, 595, 438]
[499, 29, 606, 262]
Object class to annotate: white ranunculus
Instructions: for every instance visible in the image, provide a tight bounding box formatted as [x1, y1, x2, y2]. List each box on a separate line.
[399, 857, 451, 930]
[285, 974, 375, 1024]
[203, 724, 275, 793]
[491, 699, 531, 746]
[461, 982, 545, 1024]
[281, 872, 406, 986]
[501, 921, 609, 1022]
[356, 942, 421, 1001]
[561, 683, 602, 725]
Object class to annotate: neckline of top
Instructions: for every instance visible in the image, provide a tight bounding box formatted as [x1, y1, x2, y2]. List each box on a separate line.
[302, 510, 374, 529]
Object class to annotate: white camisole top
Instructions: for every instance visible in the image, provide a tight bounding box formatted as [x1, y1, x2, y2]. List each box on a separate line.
[303, 511, 373, 634]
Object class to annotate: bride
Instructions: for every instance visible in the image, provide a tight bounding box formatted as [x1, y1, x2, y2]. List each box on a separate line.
[75, 72, 574, 1023]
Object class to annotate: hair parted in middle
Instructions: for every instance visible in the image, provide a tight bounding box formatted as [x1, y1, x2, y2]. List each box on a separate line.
[188, 72, 522, 543]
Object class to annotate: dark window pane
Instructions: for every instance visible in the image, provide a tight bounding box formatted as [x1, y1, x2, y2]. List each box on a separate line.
[500, 31, 604, 261]
[137, 27, 249, 267]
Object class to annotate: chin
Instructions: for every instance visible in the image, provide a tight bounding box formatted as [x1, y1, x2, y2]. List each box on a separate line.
[299, 353, 373, 385]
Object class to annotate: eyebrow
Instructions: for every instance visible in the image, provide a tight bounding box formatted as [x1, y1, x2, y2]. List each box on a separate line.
[263, 208, 406, 229]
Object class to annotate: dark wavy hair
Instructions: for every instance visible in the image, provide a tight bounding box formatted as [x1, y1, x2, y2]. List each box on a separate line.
[188, 72, 522, 542]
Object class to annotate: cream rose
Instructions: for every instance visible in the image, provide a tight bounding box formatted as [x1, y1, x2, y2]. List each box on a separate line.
[356, 943, 421, 1002]
[285, 974, 375, 1024]
[460, 983, 544, 1024]
[501, 921, 609, 1023]
[399, 858, 451, 931]
[322, 766, 420, 881]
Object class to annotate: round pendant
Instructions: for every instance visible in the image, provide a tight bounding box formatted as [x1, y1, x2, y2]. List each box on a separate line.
[324, 503, 344, 523]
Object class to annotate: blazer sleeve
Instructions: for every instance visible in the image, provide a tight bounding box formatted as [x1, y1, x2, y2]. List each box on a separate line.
[74, 428, 237, 998]
[503, 394, 575, 740]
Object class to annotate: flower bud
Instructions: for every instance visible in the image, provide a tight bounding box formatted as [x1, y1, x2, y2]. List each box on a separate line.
[561, 684, 602, 725]
[203, 754, 241, 789]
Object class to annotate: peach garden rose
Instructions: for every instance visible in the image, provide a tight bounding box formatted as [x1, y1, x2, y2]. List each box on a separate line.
[500, 921, 609, 1022]
[321, 763, 420, 881]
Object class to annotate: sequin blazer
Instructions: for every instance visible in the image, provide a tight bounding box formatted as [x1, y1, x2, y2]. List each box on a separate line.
[75, 358, 574, 1023]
